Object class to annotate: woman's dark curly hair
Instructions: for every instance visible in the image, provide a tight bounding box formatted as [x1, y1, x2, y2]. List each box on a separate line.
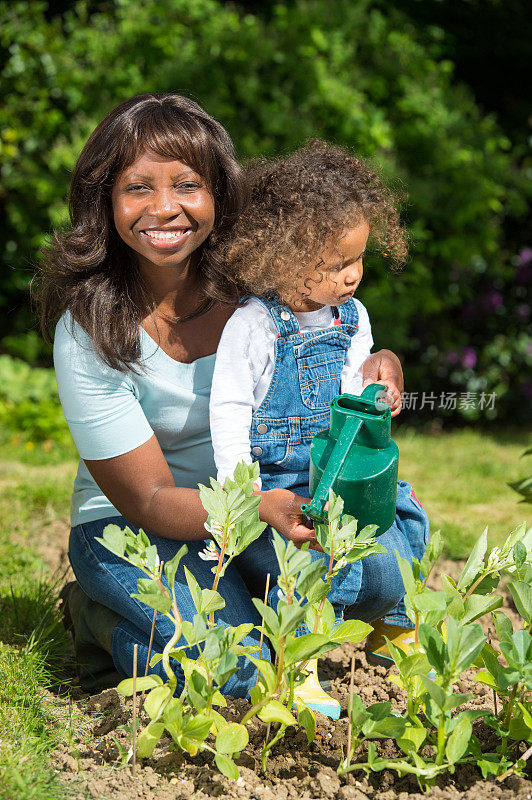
[34, 93, 245, 371]
[222, 140, 408, 304]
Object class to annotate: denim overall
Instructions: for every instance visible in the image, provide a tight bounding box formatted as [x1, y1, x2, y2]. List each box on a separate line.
[239, 294, 429, 631]
[249, 294, 358, 493]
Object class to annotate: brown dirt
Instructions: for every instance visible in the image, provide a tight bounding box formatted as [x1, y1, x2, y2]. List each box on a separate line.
[47, 536, 532, 799]
[51, 641, 532, 800]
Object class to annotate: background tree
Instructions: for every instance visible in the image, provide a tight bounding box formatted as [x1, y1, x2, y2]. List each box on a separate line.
[1, 0, 529, 421]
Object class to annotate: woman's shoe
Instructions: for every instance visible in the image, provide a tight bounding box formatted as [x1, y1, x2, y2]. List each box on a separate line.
[293, 659, 341, 720]
[60, 581, 122, 693]
[365, 619, 416, 668]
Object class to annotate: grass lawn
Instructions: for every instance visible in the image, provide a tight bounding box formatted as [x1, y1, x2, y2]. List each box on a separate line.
[395, 426, 530, 559]
[0, 426, 529, 798]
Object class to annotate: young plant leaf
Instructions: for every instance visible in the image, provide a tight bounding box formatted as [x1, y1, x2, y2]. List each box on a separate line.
[395, 552, 417, 600]
[419, 675, 447, 710]
[200, 588, 225, 615]
[445, 714, 472, 764]
[509, 581, 532, 625]
[284, 633, 330, 665]
[164, 544, 188, 591]
[456, 528, 487, 591]
[257, 700, 296, 726]
[297, 705, 316, 743]
[278, 603, 306, 637]
[330, 619, 373, 644]
[252, 598, 280, 636]
[144, 684, 173, 720]
[249, 657, 277, 692]
[136, 721, 165, 758]
[461, 593, 503, 625]
[96, 524, 127, 558]
[183, 566, 202, 613]
[216, 722, 249, 754]
[132, 578, 172, 614]
[397, 724, 426, 755]
[492, 610, 514, 643]
[419, 529, 443, 579]
[418, 624, 446, 675]
[215, 752, 239, 780]
[117, 674, 163, 695]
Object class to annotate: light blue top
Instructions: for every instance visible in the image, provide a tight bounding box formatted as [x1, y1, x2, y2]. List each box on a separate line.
[53, 312, 216, 526]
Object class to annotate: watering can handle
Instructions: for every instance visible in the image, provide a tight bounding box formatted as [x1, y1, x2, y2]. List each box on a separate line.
[301, 415, 363, 522]
[360, 383, 388, 405]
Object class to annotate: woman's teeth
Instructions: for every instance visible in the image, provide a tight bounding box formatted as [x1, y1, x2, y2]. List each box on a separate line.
[143, 229, 189, 240]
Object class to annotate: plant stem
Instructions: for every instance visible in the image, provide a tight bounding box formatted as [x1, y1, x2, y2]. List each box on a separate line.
[463, 568, 494, 601]
[435, 711, 446, 766]
[346, 653, 355, 768]
[209, 533, 228, 626]
[312, 539, 335, 635]
[256, 573, 271, 684]
[500, 684, 519, 756]
[241, 641, 286, 727]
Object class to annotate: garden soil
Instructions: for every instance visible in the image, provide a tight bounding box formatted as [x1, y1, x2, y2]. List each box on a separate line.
[49, 560, 532, 800]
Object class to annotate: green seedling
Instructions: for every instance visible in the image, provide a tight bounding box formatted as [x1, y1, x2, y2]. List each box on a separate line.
[245, 493, 382, 771]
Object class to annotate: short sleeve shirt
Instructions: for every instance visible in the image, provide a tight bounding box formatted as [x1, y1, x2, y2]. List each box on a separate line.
[54, 312, 216, 526]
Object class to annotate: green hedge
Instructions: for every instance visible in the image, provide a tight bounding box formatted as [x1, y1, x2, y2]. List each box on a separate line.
[1, 0, 529, 422]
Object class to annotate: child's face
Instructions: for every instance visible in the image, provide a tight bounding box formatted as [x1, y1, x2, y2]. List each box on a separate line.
[112, 149, 215, 279]
[290, 223, 369, 312]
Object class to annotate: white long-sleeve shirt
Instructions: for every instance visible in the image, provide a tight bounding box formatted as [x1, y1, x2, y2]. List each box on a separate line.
[210, 297, 373, 486]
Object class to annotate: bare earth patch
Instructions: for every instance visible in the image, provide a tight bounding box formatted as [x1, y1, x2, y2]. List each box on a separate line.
[51, 561, 532, 800]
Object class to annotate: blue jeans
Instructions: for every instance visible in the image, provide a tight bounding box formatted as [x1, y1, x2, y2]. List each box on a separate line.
[68, 487, 428, 698]
[233, 479, 429, 631]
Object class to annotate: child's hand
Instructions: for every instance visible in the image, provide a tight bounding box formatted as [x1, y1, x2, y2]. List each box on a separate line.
[361, 349, 403, 418]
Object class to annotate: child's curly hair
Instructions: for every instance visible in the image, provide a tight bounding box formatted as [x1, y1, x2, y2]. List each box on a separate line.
[223, 140, 408, 303]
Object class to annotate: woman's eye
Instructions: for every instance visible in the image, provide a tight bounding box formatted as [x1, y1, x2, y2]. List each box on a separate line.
[127, 184, 148, 192]
[176, 181, 201, 191]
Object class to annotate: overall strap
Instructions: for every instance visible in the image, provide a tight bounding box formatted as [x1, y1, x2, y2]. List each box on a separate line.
[252, 293, 300, 337]
[333, 297, 359, 328]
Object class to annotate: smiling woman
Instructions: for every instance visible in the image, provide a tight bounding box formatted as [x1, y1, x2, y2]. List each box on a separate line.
[33, 93, 408, 698]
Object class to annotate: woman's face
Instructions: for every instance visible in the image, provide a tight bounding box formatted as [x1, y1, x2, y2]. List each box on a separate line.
[112, 150, 215, 277]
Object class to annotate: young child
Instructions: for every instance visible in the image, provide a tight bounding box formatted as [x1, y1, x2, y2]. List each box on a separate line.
[210, 141, 429, 716]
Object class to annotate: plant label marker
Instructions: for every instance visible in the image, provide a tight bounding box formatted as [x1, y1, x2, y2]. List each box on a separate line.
[346, 652, 355, 764]
[132, 643, 138, 777]
[144, 562, 164, 690]
[256, 572, 271, 685]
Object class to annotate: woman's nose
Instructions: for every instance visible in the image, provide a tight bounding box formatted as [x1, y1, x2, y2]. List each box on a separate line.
[147, 189, 182, 218]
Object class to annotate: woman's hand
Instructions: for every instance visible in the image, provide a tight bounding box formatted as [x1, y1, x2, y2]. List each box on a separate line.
[258, 487, 320, 548]
[361, 349, 404, 418]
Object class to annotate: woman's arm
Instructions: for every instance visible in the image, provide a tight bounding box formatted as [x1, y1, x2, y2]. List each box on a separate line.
[85, 436, 316, 544]
[361, 349, 404, 418]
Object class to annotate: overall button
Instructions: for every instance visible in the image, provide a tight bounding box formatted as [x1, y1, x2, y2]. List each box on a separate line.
[280, 310, 291, 321]
[251, 446, 263, 456]
[256, 423, 268, 434]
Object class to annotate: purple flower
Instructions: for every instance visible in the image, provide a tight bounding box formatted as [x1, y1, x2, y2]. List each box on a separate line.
[461, 347, 477, 369]
[517, 304, 530, 321]
[446, 350, 460, 365]
[487, 291, 503, 310]
[519, 247, 532, 266]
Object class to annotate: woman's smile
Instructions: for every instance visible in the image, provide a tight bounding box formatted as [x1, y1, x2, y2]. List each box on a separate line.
[139, 226, 193, 249]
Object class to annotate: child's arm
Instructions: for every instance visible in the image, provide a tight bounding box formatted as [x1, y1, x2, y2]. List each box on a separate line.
[210, 306, 271, 489]
[342, 301, 402, 414]
[341, 300, 374, 395]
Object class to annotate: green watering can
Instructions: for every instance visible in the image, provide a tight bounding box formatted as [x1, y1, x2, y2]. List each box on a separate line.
[301, 384, 398, 534]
